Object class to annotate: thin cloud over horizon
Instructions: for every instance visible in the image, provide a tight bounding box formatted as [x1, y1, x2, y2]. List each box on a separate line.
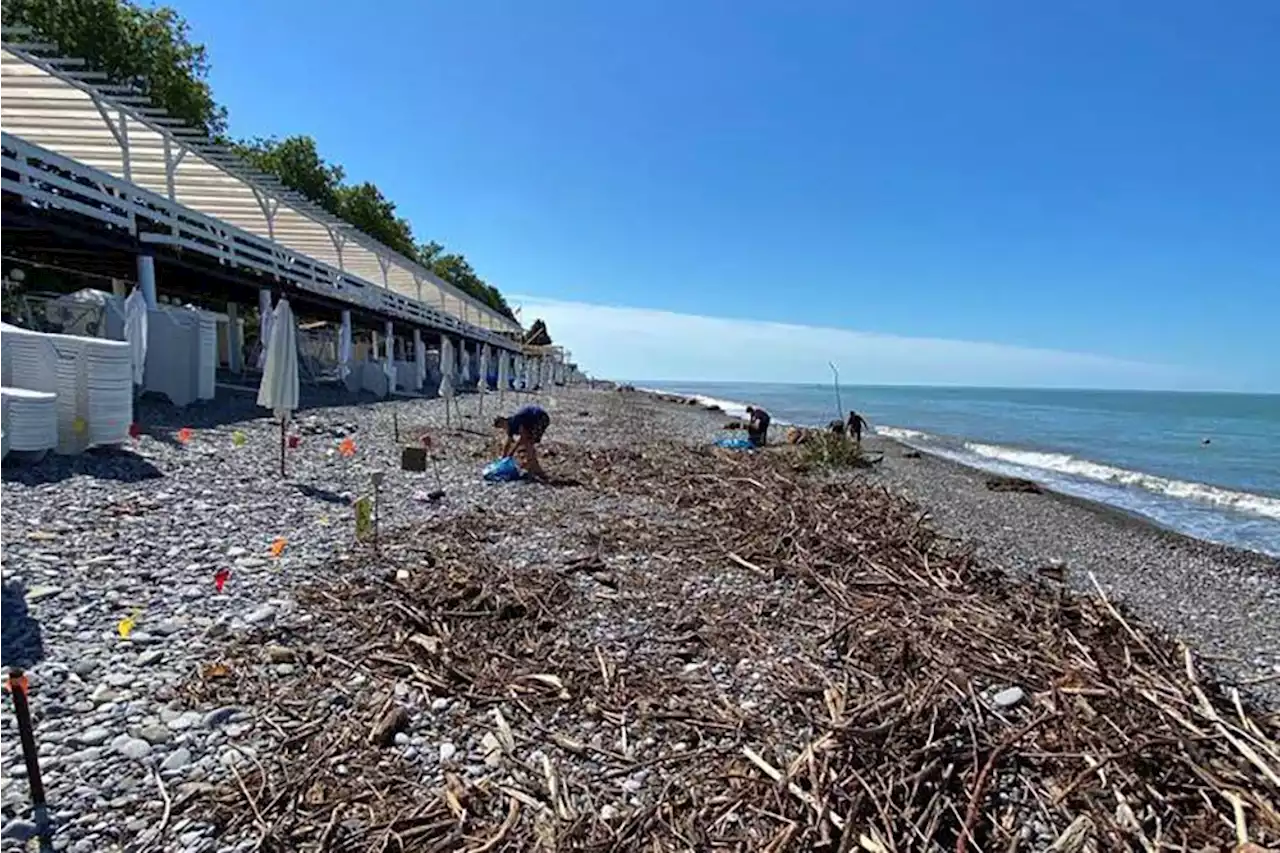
[515, 296, 1233, 392]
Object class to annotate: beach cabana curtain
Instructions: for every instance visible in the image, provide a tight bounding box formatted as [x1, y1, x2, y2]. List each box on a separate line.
[338, 315, 353, 379]
[414, 332, 426, 390]
[123, 286, 148, 386]
[256, 290, 274, 369]
[438, 337, 455, 400]
[497, 350, 509, 401]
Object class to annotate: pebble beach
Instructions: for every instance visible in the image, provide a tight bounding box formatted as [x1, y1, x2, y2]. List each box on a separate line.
[2, 385, 1278, 851]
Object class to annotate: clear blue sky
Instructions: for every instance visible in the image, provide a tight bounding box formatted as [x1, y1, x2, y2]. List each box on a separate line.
[171, 0, 1278, 390]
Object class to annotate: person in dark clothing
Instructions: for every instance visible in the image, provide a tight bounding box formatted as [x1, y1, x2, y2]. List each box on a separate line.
[847, 410, 868, 444]
[495, 405, 551, 478]
[745, 405, 771, 448]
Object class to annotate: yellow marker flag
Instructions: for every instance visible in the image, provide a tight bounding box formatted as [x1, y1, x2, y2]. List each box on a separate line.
[354, 496, 373, 540]
[117, 609, 140, 639]
[73, 417, 88, 435]
[232, 431, 247, 447]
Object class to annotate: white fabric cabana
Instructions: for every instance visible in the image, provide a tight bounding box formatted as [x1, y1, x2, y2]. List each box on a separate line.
[255, 289, 273, 369]
[123, 286, 147, 386]
[414, 330, 426, 390]
[257, 297, 299, 420]
[438, 337, 455, 400]
[338, 311, 353, 379]
[497, 350, 509, 401]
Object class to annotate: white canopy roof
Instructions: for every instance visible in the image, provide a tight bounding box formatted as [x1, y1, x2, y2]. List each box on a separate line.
[0, 32, 521, 341]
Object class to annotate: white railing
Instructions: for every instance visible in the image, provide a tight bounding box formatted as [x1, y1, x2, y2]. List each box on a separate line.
[1, 132, 519, 350]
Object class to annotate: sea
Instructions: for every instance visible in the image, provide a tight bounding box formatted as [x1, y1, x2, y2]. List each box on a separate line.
[638, 382, 1280, 558]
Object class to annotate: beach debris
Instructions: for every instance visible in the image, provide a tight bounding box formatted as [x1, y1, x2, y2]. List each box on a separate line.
[985, 475, 1043, 493]
[369, 705, 410, 747]
[116, 610, 138, 639]
[175, 431, 1280, 851]
[214, 568, 230, 593]
[353, 496, 373, 540]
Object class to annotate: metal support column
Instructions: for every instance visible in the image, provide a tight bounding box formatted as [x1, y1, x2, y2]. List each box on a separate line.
[137, 255, 156, 309]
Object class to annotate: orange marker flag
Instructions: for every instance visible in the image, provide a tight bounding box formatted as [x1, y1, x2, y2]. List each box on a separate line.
[339, 437, 356, 458]
[270, 537, 287, 558]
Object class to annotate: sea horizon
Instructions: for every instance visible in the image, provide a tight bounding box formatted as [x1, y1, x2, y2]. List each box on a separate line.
[627, 380, 1280, 558]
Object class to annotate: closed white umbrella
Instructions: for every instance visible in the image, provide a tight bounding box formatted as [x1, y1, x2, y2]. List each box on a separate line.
[123, 286, 148, 386]
[479, 345, 490, 391]
[256, 297, 299, 476]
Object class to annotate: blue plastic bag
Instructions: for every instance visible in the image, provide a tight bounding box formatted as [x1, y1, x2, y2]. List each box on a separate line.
[714, 437, 755, 451]
[483, 456, 522, 482]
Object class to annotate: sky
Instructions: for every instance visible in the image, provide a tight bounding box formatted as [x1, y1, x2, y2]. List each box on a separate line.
[170, 0, 1279, 390]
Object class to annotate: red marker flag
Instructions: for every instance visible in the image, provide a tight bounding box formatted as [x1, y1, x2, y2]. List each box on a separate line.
[214, 568, 230, 593]
[129, 422, 142, 439]
[177, 427, 193, 444]
[287, 434, 300, 449]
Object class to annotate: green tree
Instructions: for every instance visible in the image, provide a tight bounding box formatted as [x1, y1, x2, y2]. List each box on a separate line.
[233, 136, 344, 215]
[4, 0, 226, 136]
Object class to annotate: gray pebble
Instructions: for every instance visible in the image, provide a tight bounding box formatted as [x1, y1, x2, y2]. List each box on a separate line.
[76, 727, 111, 747]
[202, 707, 238, 729]
[137, 649, 165, 666]
[993, 686, 1026, 709]
[161, 748, 192, 772]
[115, 737, 150, 761]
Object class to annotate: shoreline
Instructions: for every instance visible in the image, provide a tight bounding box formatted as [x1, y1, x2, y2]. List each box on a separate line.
[637, 385, 1280, 561]
[637, 386, 1280, 699]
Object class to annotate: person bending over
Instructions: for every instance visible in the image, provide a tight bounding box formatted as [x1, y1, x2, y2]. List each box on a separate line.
[495, 405, 551, 478]
[745, 405, 771, 448]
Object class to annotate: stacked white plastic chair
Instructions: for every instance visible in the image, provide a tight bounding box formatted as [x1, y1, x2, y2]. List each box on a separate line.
[1, 387, 58, 458]
[143, 305, 217, 407]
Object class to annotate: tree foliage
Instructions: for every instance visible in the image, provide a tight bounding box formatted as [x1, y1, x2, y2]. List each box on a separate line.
[234, 136, 516, 321]
[4, 0, 226, 137]
[5, 0, 521, 324]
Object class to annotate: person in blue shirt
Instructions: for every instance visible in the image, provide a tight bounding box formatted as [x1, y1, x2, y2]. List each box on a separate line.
[494, 405, 551, 478]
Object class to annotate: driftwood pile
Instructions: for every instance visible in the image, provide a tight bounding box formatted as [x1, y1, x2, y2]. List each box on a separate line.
[180, 438, 1280, 852]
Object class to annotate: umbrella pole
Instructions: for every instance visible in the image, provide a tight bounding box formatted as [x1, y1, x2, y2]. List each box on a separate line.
[279, 417, 286, 478]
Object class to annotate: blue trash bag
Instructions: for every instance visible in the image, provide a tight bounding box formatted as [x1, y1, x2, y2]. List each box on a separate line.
[483, 456, 522, 482]
[714, 437, 755, 451]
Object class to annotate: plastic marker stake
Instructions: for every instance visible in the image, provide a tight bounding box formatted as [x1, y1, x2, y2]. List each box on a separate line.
[178, 427, 193, 444]
[270, 537, 287, 558]
[339, 437, 356, 458]
[117, 611, 139, 639]
[287, 434, 300, 449]
[232, 431, 246, 448]
[354, 497, 373, 540]
[214, 568, 230, 593]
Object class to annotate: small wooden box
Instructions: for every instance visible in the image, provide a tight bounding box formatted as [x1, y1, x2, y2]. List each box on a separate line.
[400, 446, 428, 472]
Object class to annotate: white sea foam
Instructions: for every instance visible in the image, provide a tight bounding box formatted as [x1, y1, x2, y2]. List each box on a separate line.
[963, 442, 1280, 522]
[637, 387, 753, 421]
[875, 425, 931, 442]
